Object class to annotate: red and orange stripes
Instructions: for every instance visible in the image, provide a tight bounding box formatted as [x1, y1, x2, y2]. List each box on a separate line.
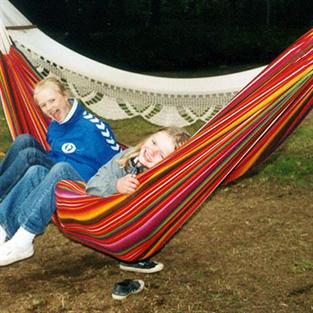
[1, 28, 312, 262]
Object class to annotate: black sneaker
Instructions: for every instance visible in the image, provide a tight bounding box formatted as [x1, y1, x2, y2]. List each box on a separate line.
[112, 279, 144, 300]
[119, 260, 164, 274]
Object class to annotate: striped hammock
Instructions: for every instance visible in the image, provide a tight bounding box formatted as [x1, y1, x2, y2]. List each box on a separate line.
[1, 28, 312, 262]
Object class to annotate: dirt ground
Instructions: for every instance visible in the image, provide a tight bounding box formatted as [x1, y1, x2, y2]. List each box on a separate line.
[0, 170, 312, 313]
[1, 112, 313, 313]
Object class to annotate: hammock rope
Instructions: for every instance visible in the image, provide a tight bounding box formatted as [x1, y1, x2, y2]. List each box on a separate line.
[0, 8, 312, 261]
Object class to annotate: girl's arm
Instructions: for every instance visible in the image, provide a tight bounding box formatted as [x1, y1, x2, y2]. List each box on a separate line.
[86, 152, 125, 197]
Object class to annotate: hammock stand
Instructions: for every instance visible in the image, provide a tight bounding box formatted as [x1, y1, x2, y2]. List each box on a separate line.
[0, 5, 312, 261]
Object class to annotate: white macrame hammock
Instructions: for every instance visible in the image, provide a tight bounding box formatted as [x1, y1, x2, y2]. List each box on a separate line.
[0, 0, 265, 126]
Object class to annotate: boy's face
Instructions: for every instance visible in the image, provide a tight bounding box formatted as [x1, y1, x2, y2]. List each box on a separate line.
[36, 85, 71, 123]
[138, 131, 175, 168]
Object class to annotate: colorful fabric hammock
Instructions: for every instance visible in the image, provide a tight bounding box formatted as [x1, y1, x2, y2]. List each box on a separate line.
[54, 29, 313, 261]
[1, 28, 312, 262]
[0, 45, 48, 149]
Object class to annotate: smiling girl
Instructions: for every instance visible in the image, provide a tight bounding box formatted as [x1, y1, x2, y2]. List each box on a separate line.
[86, 127, 190, 280]
[0, 77, 120, 266]
[86, 127, 190, 196]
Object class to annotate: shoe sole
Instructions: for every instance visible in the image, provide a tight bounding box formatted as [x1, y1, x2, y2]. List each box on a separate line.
[112, 280, 144, 300]
[119, 263, 164, 274]
[0, 247, 34, 266]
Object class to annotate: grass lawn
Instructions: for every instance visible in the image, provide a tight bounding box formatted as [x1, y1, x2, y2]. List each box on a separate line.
[0, 104, 12, 157]
[1, 101, 313, 313]
[1, 100, 313, 186]
[0, 101, 202, 154]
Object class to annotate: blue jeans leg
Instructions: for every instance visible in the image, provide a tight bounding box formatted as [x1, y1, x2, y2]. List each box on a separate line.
[19, 162, 83, 235]
[0, 134, 46, 174]
[0, 165, 49, 238]
[0, 162, 82, 238]
[0, 134, 54, 198]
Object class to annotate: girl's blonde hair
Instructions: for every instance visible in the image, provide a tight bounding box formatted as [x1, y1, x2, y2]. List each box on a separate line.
[33, 77, 72, 104]
[118, 126, 190, 170]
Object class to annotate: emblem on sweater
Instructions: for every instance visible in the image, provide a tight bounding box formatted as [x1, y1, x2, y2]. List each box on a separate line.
[62, 143, 77, 154]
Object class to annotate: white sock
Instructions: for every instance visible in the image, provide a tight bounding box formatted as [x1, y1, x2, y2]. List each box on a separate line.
[10, 227, 35, 250]
[0, 225, 7, 244]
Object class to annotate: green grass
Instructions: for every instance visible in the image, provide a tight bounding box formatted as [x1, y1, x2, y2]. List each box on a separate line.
[1, 102, 313, 188]
[105, 115, 203, 146]
[0, 104, 12, 155]
[85, 112, 313, 189]
[0, 102, 201, 150]
[292, 259, 313, 273]
[259, 122, 313, 187]
[0, 103, 201, 154]
[91, 116, 202, 147]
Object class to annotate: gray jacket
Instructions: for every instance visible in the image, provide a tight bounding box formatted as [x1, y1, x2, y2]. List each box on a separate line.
[86, 148, 143, 197]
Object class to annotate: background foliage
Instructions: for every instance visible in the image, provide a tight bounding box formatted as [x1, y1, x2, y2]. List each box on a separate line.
[10, 0, 313, 75]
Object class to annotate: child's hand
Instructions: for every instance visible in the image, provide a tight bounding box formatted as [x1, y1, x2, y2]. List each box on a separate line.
[116, 174, 140, 194]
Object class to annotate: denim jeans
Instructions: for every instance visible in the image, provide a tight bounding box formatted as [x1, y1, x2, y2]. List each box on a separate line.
[0, 162, 82, 238]
[0, 134, 55, 199]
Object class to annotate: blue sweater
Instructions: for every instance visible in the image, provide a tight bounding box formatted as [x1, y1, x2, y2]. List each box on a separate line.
[47, 101, 120, 181]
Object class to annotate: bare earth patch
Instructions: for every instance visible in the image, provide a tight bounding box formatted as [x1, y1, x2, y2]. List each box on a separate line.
[0, 174, 312, 313]
[1, 112, 313, 313]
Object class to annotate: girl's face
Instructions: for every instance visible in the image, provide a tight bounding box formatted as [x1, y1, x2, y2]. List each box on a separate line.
[36, 85, 71, 123]
[138, 131, 176, 168]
